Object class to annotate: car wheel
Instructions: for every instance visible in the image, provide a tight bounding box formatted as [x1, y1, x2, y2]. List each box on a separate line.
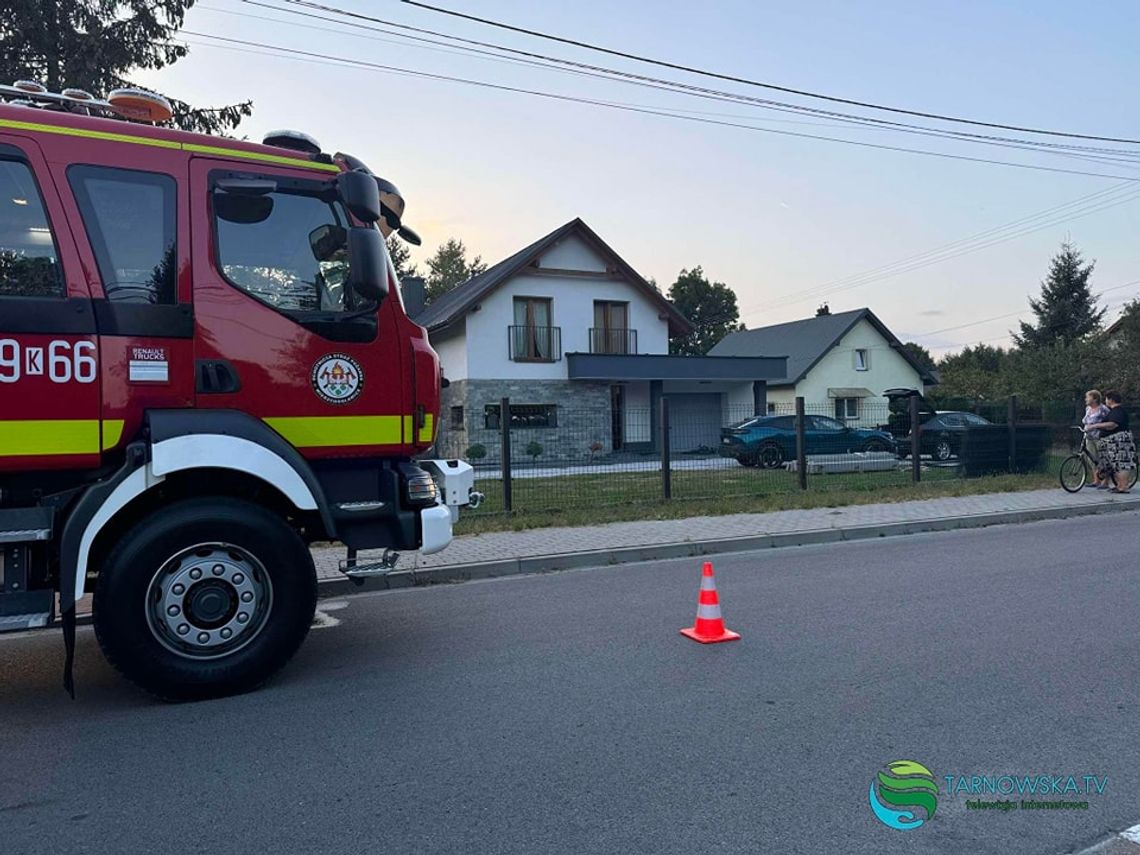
[93, 497, 317, 701]
[863, 438, 890, 453]
[934, 438, 953, 461]
[758, 442, 784, 469]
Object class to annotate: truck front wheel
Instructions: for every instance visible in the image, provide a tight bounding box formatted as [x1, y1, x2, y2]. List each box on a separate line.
[93, 497, 317, 701]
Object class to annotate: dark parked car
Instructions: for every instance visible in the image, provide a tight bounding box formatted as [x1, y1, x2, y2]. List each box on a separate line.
[899, 411, 993, 461]
[720, 414, 896, 468]
[880, 387, 937, 441]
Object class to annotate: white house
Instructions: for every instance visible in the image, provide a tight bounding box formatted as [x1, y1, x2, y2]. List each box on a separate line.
[710, 308, 937, 426]
[411, 218, 786, 459]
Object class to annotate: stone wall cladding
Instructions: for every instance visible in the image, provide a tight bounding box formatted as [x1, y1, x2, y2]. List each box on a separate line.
[436, 379, 613, 464]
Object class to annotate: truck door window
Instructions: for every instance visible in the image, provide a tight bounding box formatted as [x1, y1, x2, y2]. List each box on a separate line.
[0, 159, 64, 298]
[68, 166, 177, 304]
[213, 181, 358, 314]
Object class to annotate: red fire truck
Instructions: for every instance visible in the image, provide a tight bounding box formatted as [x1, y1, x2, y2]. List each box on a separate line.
[0, 83, 476, 699]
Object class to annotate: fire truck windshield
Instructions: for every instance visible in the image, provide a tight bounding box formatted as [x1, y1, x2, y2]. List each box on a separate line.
[214, 184, 361, 314]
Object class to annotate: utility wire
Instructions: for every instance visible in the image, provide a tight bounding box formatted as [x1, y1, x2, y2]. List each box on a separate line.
[751, 186, 1140, 313]
[180, 30, 1140, 184]
[399, 0, 1140, 145]
[273, 0, 1140, 165]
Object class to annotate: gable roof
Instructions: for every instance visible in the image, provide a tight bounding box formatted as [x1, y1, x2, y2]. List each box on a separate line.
[709, 308, 937, 386]
[412, 218, 692, 335]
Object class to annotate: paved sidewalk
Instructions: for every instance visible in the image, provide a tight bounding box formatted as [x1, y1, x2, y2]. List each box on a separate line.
[312, 487, 1140, 584]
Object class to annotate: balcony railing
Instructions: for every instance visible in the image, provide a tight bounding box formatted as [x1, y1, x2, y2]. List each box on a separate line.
[588, 327, 638, 355]
[508, 325, 562, 362]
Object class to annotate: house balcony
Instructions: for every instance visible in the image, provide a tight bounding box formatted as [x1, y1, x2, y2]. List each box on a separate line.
[588, 327, 638, 355]
[508, 324, 562, 362]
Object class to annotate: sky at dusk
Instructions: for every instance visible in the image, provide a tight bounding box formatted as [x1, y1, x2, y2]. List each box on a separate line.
[135, 0, 1140, 355]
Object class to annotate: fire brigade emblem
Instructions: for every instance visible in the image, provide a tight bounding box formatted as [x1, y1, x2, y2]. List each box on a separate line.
[312, 354, 364, 404]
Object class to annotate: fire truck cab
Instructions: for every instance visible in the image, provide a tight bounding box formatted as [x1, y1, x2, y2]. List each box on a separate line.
[0, 84, 475, 699]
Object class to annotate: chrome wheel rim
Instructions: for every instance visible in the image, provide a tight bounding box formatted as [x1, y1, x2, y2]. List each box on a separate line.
[145, 543, 273, 660]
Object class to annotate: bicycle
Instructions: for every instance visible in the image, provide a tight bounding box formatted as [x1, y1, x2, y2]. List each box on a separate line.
[1059, 427, 1139, 493]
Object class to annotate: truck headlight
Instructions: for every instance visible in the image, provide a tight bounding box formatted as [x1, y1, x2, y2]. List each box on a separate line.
[400, 464, 439, 505]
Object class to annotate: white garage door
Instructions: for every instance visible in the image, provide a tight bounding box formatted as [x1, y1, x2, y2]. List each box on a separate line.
[666, 393, 724, 453]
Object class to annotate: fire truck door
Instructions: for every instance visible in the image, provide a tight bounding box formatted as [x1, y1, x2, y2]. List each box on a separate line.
[189, 157, 405, 460]
[0, 135, 102, 472]
[49, 147, 196, 452]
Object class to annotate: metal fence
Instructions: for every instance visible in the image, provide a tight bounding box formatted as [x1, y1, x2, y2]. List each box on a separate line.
[426, 396, 1118, 517]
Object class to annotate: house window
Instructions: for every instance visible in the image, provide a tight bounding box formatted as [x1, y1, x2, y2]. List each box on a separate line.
[854, 349, 869, 371]
[592, 300, 632, 353]
[835, 398, 859, 421]
[450, 405, 464, 430]
[484, 403, 558, 429]
[511, 297, 557, 361]
[767, 402, 777, 414]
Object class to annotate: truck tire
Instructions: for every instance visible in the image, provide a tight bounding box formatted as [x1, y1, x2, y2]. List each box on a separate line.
[93, 497, 317, 701]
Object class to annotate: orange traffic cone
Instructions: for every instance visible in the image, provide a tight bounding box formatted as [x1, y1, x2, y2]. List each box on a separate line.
[680, 561, 741, 644]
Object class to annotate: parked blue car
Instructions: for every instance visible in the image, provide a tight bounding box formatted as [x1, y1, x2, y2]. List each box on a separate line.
[720, 414, 897, 468]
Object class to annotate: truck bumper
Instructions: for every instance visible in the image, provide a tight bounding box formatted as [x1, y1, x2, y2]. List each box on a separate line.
[419, 504, 453, 555]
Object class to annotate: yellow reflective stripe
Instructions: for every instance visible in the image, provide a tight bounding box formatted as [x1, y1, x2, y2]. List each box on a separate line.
[418, 413, 434, 443]
[102, 419, 125, 451]
[0, 118, 180, 149]
[0, 420, 100, 456]
[183, 142, 339, 172]
[403, 415, 413, 443]
[264, 416, 405, 448]
[0, 118, 338, 173]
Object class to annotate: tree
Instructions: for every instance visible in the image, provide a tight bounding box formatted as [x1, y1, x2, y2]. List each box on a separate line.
[667, 266, 742, 356]
[1003, 339, 1100, 405]
[902, 341, 936, 374]
[1013, 242, 1104, 349]
[1104, 299, 1140, 401]
[932, 344, 1010, 402]
[0, 1, 251, 134]
[424, 238, 486, 303]
[386, 235, 418, 281]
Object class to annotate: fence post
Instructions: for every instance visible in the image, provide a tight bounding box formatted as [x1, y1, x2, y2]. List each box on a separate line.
[1008, 394, 1018, 473]
[795, 397, 807, 490]
[660, 397, 672, 500]
[500, 396, 512, 512]
[910, 394, 922, 482]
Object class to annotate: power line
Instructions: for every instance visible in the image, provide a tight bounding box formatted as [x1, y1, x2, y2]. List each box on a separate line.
[272, 0, 1140, 167]
[398, 0, 1140, 146]
[915, 278, 1140, 337]
[704, 184, 1140, 326]
[180, 30, 1140, 185]
[749, 185, 1140, 314]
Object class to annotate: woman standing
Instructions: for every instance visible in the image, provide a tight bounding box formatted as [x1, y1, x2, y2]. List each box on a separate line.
[1082, 389, 1109, 488]
[1089, 390, 1136, 493]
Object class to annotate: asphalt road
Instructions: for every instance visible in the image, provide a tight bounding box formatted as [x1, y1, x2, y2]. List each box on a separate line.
[3, 512, 1140, 855]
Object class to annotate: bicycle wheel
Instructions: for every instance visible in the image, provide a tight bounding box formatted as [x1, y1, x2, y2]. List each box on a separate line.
[1059, 455, 1088, 493]
[1129, 466, 1139, 490]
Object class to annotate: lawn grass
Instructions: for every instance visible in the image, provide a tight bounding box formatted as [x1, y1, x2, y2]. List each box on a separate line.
[455, 461, 1061, 535]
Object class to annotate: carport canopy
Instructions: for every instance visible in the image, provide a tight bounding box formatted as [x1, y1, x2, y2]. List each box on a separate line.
[566, 353, 787, 381]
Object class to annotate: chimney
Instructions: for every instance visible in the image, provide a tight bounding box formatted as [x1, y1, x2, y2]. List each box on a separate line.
[401, 276, 426, 318]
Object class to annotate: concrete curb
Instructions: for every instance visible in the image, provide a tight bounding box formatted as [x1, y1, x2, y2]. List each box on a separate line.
[317, 495, 1140, 599]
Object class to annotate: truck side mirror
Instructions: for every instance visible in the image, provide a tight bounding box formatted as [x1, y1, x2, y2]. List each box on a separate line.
[336, 169, 382, 223]
[309, 223, 347, 261]
[346, 227, 390, 303]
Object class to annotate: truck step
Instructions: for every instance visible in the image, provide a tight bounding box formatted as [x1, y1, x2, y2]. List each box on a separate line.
[340, 548, 400, 578]
[0, 507, 53, 543]
[0, 611, 52, 632]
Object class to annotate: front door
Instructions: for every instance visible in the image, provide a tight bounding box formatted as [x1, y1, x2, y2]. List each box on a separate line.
[611, 384, 624, 451]
[189, 158, 406, 459]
